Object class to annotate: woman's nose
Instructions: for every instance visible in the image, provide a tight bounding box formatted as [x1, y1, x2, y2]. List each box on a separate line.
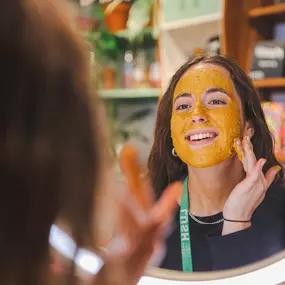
[191, 115, 207, 124]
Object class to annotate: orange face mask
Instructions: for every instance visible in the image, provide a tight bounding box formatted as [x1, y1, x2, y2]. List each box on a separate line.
[170, 67, 241, 168]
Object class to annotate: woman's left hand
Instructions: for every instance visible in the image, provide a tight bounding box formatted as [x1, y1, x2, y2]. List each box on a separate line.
[222, 136, 281, 235]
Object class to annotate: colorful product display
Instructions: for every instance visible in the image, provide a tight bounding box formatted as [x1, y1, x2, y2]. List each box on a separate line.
[262, 101, 285, 154]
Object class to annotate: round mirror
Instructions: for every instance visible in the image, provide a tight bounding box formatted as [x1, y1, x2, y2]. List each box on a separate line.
[63, 2, 285, 283]
[50, 225, 285, 284]
[141, 252, 285, 284]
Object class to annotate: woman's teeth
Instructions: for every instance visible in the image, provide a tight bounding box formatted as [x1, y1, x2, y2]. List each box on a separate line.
[188, 132, 216, 141]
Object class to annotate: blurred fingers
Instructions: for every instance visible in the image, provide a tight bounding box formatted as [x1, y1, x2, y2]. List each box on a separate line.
[150, 182, 182, 224]
[119, 144, 153, 211]
[118, 199, 142, 242]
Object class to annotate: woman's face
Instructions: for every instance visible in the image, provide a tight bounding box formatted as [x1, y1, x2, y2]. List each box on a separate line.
[170, 63, 242, 168]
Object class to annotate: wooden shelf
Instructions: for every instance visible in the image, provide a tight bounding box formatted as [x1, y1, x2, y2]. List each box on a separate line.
[248, 4, 285, 20]
[253, 78, 285, 88]
[99, 88, 160, 99]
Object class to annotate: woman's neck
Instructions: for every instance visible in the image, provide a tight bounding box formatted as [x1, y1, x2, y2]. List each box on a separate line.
[187, 156, 245, 216]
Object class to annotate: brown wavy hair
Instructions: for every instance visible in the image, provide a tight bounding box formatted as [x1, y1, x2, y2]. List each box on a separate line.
[0, 0, 108, 284]
[148, 55, 284, 198]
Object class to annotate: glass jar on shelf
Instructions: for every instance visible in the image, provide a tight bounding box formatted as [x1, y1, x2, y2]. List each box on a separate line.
[133, 49, 150, 89]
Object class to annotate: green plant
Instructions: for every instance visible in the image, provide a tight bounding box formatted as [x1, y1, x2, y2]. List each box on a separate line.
[105, 0, 157, 44]
[126, 0, 155, 41]
[81, 3, 121, 65]
[81, 0, 158, 62]
[95, 27, 120, 64]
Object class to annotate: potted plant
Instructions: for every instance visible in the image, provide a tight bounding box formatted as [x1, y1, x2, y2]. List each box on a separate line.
[78, 0, 159, 89]
[95, 27, 121, 89]
[111, 0, 158, 44]
[80, 3, 121, 89]
[102, 0, 133, 34]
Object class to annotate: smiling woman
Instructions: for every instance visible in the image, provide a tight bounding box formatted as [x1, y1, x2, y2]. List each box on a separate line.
[148, 55, 285, 273]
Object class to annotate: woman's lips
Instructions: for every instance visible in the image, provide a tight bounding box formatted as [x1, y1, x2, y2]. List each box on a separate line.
[185, 128, 219, 148]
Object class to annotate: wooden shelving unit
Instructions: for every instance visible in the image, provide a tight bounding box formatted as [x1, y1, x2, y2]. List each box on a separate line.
[248, 3, 285, 20]
[99, 88, 160, 99]
[223, 0, 285, 163]
[223, 0, 285, 89]
[253, 78, 285, 88]
[99, 88, 159, 122]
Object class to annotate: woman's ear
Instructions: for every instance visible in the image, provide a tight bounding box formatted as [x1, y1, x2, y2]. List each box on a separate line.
[243, 121, 255, 138]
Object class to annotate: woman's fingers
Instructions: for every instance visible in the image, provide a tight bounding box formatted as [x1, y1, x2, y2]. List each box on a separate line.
[119, 144, 153, 211]
[234, 138, 248, 172]
[234, 136, 258, 175]
[243, 136, 256, 173]
[265, 165, 282, 188]
[249, 158, 266, 183]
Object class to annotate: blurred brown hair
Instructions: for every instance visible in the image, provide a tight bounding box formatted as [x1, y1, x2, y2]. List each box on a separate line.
[148, 55, 284, 199]
[0, 0, 107, 284]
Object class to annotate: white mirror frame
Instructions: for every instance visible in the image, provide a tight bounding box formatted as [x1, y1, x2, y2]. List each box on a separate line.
[50, 225, 285, 284]
[140, 251, 285, 284]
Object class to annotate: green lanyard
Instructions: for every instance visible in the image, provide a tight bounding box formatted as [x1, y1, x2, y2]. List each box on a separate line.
[180, 176, 193, 272]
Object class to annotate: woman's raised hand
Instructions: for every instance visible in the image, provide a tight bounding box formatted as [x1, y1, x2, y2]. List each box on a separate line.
[93, 144, 182, 285]
[222, 136, 281, 235]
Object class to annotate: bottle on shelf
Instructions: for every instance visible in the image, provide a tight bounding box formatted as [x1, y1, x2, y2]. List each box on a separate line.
[133, 50, 149, 89]
[123, 50, 134, 89]
[148, 47, 161, 88]
[102, 63, 117, 90]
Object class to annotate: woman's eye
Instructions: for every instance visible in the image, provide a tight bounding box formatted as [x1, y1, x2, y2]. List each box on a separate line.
[209, 99, 225, 105]
[177, 104, 191, 110]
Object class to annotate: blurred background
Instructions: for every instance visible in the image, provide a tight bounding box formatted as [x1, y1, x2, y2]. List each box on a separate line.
[70, 0, 285, 173]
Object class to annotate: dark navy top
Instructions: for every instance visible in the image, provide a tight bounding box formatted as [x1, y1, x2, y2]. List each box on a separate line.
[160, 182, 285, 271]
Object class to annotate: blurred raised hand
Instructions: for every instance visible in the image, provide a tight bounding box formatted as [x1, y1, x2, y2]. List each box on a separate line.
[93, 144, 181, 285]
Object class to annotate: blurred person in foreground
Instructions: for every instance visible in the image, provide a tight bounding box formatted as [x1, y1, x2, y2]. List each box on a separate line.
[0, 0, 180, 284]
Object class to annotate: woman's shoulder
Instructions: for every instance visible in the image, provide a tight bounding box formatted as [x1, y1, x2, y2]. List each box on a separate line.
[266, 181, 285, 200]
[250, 181, 285, 227]
[262, 181, 285, 216]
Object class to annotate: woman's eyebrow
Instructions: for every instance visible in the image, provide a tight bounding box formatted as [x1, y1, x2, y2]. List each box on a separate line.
[174, 92, 192, 102]
[205, 87, 229, 96]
